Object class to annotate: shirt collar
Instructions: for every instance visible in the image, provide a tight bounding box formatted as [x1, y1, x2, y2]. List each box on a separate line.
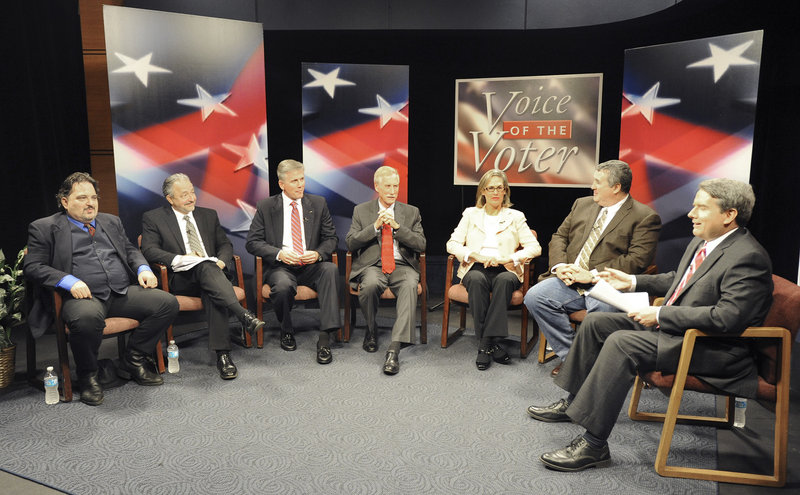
[66, 215, 94, 230]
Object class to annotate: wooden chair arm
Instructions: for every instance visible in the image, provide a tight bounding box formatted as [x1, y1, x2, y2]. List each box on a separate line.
[233, 254, 244, 290]
[153, 263, 170, 292]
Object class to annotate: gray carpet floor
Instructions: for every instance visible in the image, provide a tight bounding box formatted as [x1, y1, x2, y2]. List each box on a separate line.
[0, 308, 727, 494]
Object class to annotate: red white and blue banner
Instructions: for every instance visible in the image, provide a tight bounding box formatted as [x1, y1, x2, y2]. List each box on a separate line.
[301, 62, 409, 250]
[103, 6, 268, 273]
[620, 30, 763, 270]
[454, 74, 602, 186]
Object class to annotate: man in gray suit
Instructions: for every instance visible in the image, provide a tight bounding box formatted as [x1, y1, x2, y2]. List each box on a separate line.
[346, 166, 425, 375]
[524, 160, 661, 376]
[526, 178, 772, 472]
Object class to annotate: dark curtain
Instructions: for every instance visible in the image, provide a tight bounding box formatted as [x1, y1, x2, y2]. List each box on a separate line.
[1, 1, 89, 255]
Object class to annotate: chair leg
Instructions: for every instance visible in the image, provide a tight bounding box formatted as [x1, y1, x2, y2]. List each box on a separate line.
[537, 330, 556, 363]
[343, 289, 352, 343]
[419, 291, 427, 345]
[55, 327, 72, 402]
[26, 327, 40, 389]
[519, 306, 537, 359]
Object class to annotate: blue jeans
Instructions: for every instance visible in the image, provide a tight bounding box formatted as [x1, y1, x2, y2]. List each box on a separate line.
[523, 276, 617, 361]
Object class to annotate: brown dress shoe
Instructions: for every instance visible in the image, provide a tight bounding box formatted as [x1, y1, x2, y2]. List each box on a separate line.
[551, 363, 562, 377]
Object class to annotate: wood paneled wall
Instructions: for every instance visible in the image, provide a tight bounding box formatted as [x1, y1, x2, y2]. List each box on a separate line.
[79, 0, 123, 214]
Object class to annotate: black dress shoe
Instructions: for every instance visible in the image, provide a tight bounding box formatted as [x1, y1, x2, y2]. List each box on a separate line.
[363, 332, 378, 353]
[241, 310, 266, 336]
[120, 349, 164, 386]
[476, 347, 492, 370]
[489, 343, 511, 364]
[280, 332, 297, 351]
[527, 398, 572, 422]
[316, 344, 332, 365]
[540, 435, 611, 471]
[79, 372, 103, 406]
[383, 350, 399, 375]
[216, 352, 238, 380]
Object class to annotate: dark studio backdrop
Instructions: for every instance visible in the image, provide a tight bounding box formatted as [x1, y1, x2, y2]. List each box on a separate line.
[3, 0, 799, 285]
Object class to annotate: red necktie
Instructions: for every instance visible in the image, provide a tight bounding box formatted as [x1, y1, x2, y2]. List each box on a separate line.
[84, 223, 95, 237]
[381, 225, 395, 274]
[290, 201, 303, 256]
[665, 243, 707, 306]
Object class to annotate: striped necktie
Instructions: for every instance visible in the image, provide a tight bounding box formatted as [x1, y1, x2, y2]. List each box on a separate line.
[665, 242, 708, 306]
[84, 223, 95, 237]
[290, 201, 304, 255]
[577, 209, 607, 270]
[184, 215, 206, 257]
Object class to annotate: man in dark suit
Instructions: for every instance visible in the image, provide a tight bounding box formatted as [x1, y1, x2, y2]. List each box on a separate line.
[141, 173, 265, 380]
[24, 172, 180, 406]
[346, 166, 425, 375]
[245, 159, 341, 364]
[523, 160, 661, 375]
[526, 178, 772, 472]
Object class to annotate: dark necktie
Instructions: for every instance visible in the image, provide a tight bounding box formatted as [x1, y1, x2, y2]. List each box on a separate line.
[381, 225, 395, 274]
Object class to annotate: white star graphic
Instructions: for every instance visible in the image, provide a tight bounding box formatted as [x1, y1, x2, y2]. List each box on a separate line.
[687, 40, 757, 83]
[177, 84, 238, 121]
[303, 67, 356, 98]
[222, 124, 268, 172]
[621, 82, 681, 125]
[230, 199, 257, 232]
[112, 52, 171, 87]
[358, 95, 409, 128]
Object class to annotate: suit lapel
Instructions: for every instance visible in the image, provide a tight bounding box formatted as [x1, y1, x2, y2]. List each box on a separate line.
[270, 196, 284, 246]
[95, 215, 125, 255]
[53, 214, 73, 272]
[680, 230, 742, 295]
[301, 196, 314, 246]
[163, 207, 186, 254]
[597, 197, 631, 242]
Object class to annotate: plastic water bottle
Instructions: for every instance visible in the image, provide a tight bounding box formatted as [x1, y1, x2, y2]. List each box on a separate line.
[167, 340, 180, 373]
[733, 397, 747, 428]
[44, 366, 59, 405]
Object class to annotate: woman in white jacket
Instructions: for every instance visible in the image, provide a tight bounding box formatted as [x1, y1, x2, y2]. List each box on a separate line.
[446, 169, 541, 370]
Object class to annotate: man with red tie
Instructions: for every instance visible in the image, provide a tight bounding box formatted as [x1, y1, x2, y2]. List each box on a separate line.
[246, 160, 340, 364]
[525, 178, 772, 472]
[346, 166, 426, 375]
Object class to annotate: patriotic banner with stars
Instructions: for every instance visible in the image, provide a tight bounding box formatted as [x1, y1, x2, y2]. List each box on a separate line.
[301, 62, 409, 250]
[620, 30, 763, 271]
[103, 6, 268, 276]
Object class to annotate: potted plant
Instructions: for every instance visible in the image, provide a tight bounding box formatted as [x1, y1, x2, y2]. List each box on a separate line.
[0, 248, 26, 388]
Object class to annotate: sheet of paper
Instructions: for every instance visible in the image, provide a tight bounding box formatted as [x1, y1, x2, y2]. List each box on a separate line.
[172, 255, 219, 272]
[586, 278, 649, 313]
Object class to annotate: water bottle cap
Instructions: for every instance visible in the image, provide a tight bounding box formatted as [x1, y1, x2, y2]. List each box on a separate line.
[46, 366, 53, 371]
[169, 340, 176, 344]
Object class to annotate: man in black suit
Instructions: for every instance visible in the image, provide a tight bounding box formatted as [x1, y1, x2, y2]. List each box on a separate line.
[245, 159, 341, 364]
[141, 173, 265, 380]
[24, 172, 180, 406]
[346, 166, 425, 375]
[526, 178, 772, 471]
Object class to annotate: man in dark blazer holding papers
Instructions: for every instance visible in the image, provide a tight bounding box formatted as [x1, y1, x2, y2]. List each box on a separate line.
[141, 173, 265, 380]
[526, 178, 772, 472]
